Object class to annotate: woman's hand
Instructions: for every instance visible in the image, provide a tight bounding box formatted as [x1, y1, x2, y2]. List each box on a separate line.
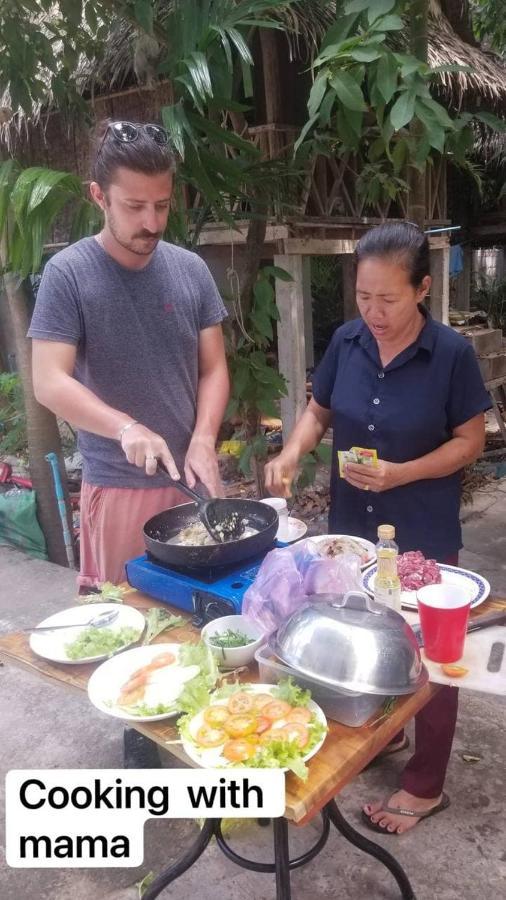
[121, 424, 180, 479]
[264, 450, 299, 498]
[344, 459, 405, 493]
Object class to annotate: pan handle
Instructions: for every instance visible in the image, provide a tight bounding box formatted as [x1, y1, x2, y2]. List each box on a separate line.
[156, 461, 202, 504]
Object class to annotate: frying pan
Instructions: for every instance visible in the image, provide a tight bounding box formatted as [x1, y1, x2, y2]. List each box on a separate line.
[143, 499, 279, 569]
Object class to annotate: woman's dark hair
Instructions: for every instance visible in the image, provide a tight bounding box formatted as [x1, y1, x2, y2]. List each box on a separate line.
[354, 222, 430, 288]
[91, 119, 176, 189]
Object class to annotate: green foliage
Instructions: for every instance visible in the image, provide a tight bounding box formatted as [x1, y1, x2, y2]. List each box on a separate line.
[225, 266, 289, 477]
[0, 161, 100, 277]
[0, 373, 26, 455]
[297, 0, 504, 209]
[471, 0, 506, 55]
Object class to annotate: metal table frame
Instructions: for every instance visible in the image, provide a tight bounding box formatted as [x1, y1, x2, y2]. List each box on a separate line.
[142, 803, 415, 900]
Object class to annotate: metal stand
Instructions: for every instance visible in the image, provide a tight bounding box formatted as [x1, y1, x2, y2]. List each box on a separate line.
[142, 803, 415, 900]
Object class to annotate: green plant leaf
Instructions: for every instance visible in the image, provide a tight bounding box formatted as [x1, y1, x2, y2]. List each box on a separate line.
[367, 0, 396, 22]
[349, 46, 382, 62]
[329, 71, 366, 112]
[261, 265, 292, 282]
[374, 14, 402, 31]
[308, 72, 329, 118]
[475, 112, 506, 133]
[390, 91, 416, 131]
[416, 98, 454, 130]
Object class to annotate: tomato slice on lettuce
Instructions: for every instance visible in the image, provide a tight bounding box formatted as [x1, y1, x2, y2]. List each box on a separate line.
[195, 725, 228, 748]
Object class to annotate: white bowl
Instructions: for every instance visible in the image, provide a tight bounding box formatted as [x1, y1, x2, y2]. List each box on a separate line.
[201, 614, 265, 669]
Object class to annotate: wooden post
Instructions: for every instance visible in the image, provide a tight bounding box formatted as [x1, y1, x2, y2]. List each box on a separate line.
[429, 246, 450, 324]
[274, 254, 309, 439]
[302, 256, 314, 369]
[342, 255, 358, 321]
[455, 244, 472, 310]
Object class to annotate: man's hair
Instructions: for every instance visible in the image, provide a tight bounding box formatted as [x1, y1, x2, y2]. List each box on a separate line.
[91, 119, 176, 189]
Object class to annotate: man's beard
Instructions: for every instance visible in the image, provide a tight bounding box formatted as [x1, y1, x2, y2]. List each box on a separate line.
[106, 212, 162, 256]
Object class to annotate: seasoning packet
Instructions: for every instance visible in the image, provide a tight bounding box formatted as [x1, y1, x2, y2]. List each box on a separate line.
[338, 446, 378, 478]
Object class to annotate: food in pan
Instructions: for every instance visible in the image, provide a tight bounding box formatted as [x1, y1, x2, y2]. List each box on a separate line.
[317, 536, 372, 565]
[396, 551, 441, 592]
[168, 520, 258, 546]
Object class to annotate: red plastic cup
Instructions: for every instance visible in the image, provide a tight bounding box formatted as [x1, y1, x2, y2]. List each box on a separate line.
[417, 583, 472, 663]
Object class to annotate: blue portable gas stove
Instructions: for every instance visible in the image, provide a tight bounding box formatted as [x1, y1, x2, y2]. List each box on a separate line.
[126, 550, 276, 625]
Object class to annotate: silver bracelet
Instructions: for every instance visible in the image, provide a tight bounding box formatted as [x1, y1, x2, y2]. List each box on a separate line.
[118, 420, 139, 442]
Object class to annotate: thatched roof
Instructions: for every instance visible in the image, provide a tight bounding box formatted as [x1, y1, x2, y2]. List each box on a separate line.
[0, 0, 504, 145]
[427, 0, 506, 109]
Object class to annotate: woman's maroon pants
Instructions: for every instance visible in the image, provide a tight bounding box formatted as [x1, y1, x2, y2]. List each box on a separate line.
[394, 552, 460, 799]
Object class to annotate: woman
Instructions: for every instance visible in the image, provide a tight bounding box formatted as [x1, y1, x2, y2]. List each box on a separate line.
[265, 222, 491, 835]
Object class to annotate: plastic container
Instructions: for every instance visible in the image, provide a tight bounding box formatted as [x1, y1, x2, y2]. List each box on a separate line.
[255, 644, 386, 727]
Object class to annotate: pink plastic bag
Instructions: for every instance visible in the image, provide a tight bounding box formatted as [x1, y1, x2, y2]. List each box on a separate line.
[242, 548, 305, 637]
[242, 541, 363, 636]
[302, 552, 362, 596]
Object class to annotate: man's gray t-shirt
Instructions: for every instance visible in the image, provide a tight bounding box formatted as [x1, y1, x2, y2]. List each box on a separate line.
[28, 237, 227, 488]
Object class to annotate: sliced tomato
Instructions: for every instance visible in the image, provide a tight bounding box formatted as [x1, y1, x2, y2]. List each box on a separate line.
[203, 705, 230, 728]
[121, 672, 149, 694]
[263, 700, 292, 721]
[195, 725, 227, 748]
[252, 693, 275, 712]
[441, 664, 469, 678]
[255, 716, 271, 734]
[286, 707, 312, 725]
[227, 692, 254, 714]
[223, 739, 257, 762]
[148, 652, 176, 669]
[224, 714, 258, 738]
[275, 723, 310, 749]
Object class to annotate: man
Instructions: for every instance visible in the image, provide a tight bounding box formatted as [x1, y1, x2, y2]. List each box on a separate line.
[29, 120, 229, 588]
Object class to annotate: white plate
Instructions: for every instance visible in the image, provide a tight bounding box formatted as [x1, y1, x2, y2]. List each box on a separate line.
[277, 517, 308, 544]
[181, 683, 327, 772]
[88, 642, 201, 722]
[362, 564, 490, 611]
[29, 603, 145, 665]
[309, 534, 376, 571]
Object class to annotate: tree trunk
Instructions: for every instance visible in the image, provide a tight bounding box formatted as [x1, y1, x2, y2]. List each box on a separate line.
[2, 273, 74, 567]
[407, 0, 429, 227]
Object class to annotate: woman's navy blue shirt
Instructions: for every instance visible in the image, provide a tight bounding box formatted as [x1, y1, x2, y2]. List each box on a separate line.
[312, 309, 491, 558]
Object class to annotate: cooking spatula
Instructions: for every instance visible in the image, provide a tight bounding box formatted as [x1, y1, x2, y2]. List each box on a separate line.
[156, 462, 245, 543]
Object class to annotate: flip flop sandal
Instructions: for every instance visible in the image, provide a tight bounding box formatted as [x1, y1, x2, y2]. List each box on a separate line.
[363, 735, 410, 771]
[361, 792, 450, 835]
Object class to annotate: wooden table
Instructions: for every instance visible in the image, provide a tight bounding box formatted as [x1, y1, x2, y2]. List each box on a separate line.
[1, 590, 504, 900]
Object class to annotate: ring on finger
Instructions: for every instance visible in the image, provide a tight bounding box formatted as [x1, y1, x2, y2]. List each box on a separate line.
[146, 455, 158, 460]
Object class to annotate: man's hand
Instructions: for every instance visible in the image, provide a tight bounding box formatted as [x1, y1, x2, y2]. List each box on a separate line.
[344, 459, 405, 493]
[184, 436, 223, 497]
[121, 424, 180, 479]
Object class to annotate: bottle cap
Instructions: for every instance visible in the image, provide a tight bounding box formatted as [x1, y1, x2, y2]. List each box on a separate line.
[377, 524, 395, 540]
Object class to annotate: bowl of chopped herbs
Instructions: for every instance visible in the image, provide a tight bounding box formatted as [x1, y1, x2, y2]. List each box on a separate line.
[201, 614, 265, 669]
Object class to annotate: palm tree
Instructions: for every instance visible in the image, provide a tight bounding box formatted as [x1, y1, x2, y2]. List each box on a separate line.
[0, 160, 99, 564]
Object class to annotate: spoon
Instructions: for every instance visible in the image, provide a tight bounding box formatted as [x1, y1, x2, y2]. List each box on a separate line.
[156, 462, 245, 542]
[25, 610, 120, 634]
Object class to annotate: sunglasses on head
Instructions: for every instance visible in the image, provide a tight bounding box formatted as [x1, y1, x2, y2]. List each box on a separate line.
[98, 121, 170, 154]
